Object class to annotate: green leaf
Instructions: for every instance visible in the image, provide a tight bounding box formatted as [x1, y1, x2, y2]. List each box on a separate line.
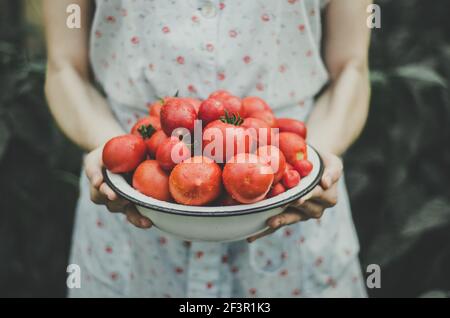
[0, 117, 11, 159]
[394, 64, 447, 88]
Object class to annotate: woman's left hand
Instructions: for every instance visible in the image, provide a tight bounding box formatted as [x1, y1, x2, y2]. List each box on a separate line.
[247, 151, 343, 242]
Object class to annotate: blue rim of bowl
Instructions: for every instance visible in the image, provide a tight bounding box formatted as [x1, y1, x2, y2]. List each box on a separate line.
[103, 147, 324, 217]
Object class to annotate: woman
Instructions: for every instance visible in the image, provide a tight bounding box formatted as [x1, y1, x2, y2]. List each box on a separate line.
[44, 0, 371, 297]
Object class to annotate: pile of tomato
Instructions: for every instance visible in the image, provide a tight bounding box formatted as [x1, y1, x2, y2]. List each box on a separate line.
[102, 90, 313, 206]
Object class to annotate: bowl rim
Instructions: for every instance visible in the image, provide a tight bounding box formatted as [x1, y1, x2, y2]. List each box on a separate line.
[103, 145, 324, 217]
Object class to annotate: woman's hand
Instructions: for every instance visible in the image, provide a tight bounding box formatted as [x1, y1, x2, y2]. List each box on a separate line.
[84, 146, 153, 229]
[247, 152, 343, 242]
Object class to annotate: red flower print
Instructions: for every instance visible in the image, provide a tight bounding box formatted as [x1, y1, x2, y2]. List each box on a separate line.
[175, 267, 184, 274]
[217, 72, 226, 81]
[192, 15, 199, 23]
[219, 2, 225, 10]
[298, 100, 305, 107]
[344, 248, 352, 256]
[261, 14, 270, 22]
[299, 236, 305, 244]
[176, 56, 185, 65]
[280, 251, 288, 260]
[315, 257, 323, 267]
[298, 24, 305, 32]
[106, 15, 116, 23]
[352, 275, 359, 283]
[243, 56, 252, 64]
[187, 85, 197, 93]
[96, 219, 104, 228]
[110, 272, 119, 281]
[292, 288, 301, 296]
[257, 250, 264, 257]
[196, 251, 204, 259]
[95, 31, 102, 38]
[280, 269, 288, 277]
[279, 64, 287, 73]
[221, 255, 228, 263]
[206, 43, 215, 52]
[231, 266, 239, 274]
[148, 63, 155, 71]
[120, 9, 128, 17]
[288, 0, 298, 4]
[105, 246, 113, 254]
[206, 282, 214, 289]
[131, 36, 140, 45]
[249, 288, 257, 296]
[162, 26, 171, 34]
[158, 236, 167, 245]
[310, 9, 316, 16]
[326, 277, 337, 288]
[284, 227, 292, 237]
[229, 30, 238, 38]
[266, 259, 272, 266]
[256, 83, 264, 91]
[306, 50, 313, 57]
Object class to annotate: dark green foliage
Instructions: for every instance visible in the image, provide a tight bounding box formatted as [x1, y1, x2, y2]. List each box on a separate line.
[346, 0, 450, 297]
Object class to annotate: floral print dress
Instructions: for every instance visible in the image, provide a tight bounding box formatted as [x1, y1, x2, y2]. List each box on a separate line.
[69, 0, 367, 298]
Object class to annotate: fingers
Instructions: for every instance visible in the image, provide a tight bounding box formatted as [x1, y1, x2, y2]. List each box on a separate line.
[247, 227, 276, 243]
[125, 204, 153, 229]
[320, 152, 343, 190]
[84, 149, 104, 188]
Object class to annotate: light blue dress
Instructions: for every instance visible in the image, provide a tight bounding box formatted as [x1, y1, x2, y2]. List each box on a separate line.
[69, 0, 367, 297]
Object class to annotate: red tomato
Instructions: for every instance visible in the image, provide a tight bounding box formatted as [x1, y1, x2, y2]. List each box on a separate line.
[282, 169, 301, 189]
[146, 130, 168, 158]
[202, 119, 255, 163]
[241, 117, 274, 147]
[267, 183, 286, 198]
[102, 134, 147, 173]
[240, 96, 272, 117]
[248, 110, 277, 128]
[198, 98, 225, 126]
[293, 159, 313, 177]
[222, 153, 274, 204]
[160, 98, 197, 137]
[130, 116, 161, 135]
[169, 156, 222, 206]
[285, 162, 294, 171]
[156, 136, 191, 171]
[183, 97, 202, 114]
[148, 101, 163, 118]
[278, 132, 307, 164]
[133, 160, 171, 201]
[276, 118, 307, 139]
[209, 89, 231, 100]
[257, 145, 287, 184]
[221, 95, 242, 115]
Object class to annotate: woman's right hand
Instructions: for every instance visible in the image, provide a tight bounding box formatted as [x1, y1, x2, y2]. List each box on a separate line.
[84, 146, 153, 229]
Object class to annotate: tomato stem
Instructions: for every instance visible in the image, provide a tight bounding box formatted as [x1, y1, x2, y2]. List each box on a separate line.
[138, 124, 156, 139]
[220, 110, 243, 126]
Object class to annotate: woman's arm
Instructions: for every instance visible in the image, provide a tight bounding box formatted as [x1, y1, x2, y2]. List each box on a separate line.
[43, 0, 124, 151]
[43, 0, 151, 228]
[248, 0, 371, 241]
[307, 0, 372, 155]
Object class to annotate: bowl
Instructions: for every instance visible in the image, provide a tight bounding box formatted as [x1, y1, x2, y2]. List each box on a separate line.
[103, 145, 323, 242]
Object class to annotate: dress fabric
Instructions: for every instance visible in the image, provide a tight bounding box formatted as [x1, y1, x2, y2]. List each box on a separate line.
[68, 0, 367, 298]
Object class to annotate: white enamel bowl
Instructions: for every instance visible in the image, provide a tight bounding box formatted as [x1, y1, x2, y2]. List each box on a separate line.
[103, 145, 323, 242]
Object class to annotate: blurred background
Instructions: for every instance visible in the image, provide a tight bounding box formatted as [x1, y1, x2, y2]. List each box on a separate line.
[0, 0, 449, 297]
